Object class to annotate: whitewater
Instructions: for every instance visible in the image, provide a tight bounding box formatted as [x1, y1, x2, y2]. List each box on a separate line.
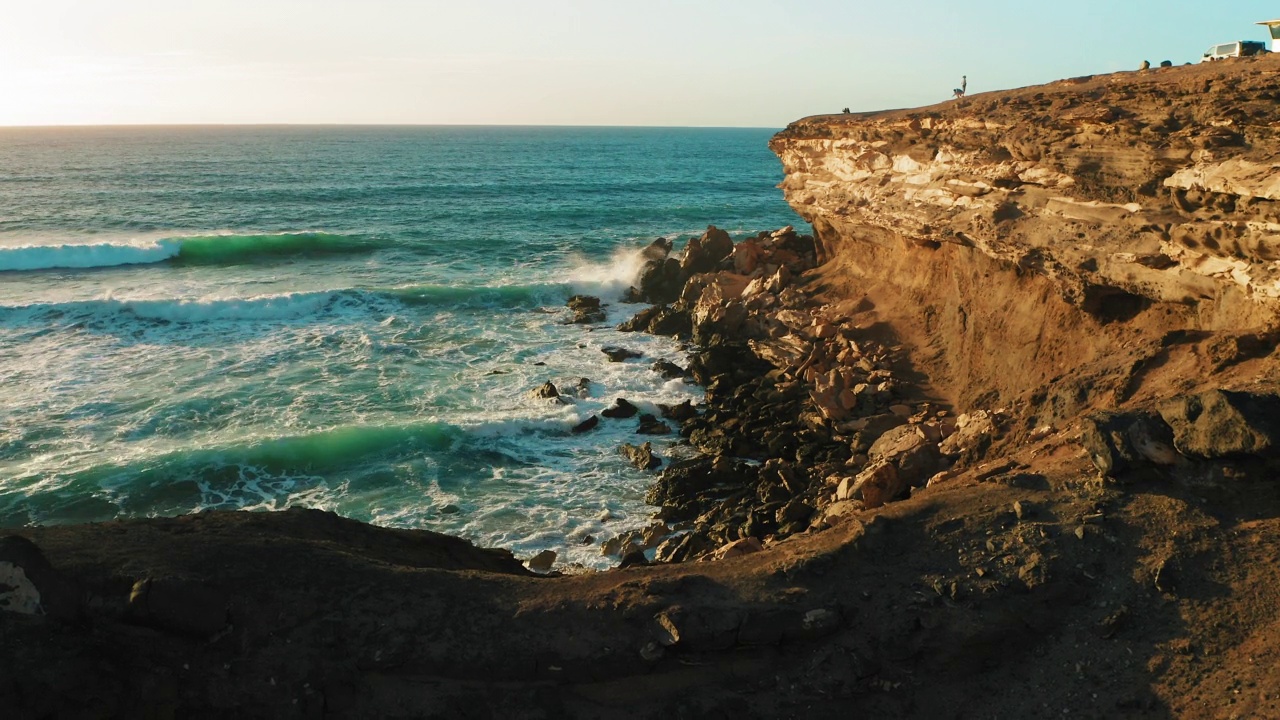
[0, 125, 802, 570]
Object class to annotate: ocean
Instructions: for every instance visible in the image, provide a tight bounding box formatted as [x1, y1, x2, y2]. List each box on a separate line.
[0, 125, 801, 569]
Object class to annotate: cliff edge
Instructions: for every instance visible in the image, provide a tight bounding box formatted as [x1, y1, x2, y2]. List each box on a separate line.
[772, 56, 1280, 420]
[6, 59, 1280, 719]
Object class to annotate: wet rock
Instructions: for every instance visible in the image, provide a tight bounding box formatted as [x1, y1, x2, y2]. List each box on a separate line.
[572, 415, 599, 434]
[637, 414, 672, 435]
[620, 441, 662, 471]
[601, 398, 639, 419]
[658, 400, 698, 422]
[524, 379, 560, 399]
[526, 550, 557, 572]
[651, 360, 687, 379]
[1158, 390, 1280, 459]
[602, 346, 642, 362]
[565, 295, 606, 324]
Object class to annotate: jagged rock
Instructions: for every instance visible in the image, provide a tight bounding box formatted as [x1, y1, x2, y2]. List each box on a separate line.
[602, 398, 639, 419]
[652, 360, 687, 379]
[680, 226, 734, 276]
[571, 415, 599, 434]
[602, 346, 642, 362]
[1081, 411, 1180, 475]
[527, 381, 562, 401]
[708, 537, 763, 561]
[1158, 390, 1280, 459]
[637, 414, 672, 435]
[658, 400, 698, 422]
[851, 461, 905, 510]
[565, 295, 606, 324]
[868, 425, 943, 486]
[618, 305, 662, 332]
[648, 457, 757, 521]
[939, 410, 999, 457]
[526, 550, 557, 572]
[620, 442, 662, 470]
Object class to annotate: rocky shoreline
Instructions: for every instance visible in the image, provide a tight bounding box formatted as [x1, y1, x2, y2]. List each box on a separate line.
[7, 57, 1280, 718]
[580, 224, 997, 567]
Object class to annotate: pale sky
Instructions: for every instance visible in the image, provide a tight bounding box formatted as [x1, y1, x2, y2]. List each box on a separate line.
[1, 1, 1276, 127]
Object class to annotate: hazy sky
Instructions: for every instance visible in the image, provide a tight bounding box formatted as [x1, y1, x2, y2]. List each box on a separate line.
[2, 1, 1276, 127]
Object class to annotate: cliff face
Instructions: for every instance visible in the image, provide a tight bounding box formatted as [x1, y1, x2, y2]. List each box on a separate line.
[771, 56, 1280, 418]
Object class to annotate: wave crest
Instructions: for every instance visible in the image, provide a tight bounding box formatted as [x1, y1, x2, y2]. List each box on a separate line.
[0, 231, 373, 272]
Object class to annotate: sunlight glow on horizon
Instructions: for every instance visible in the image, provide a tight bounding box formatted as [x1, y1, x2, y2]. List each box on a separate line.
[2, 1, 1276, 127]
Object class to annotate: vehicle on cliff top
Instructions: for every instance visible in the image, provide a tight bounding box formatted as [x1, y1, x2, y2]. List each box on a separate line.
[1200, 40, 1268, 62]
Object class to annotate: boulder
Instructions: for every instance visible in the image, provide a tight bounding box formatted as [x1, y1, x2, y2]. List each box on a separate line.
[527, 381, 561, 401]
[526, 550, 557, 572]
[571, 415, 600, 434]
[565, 295, 606, 324]
[708, 537, 764, 561]
[1158, 390, 1280, 459]
[868, 425, 943, 486]
[620, 442, 663, 471]
[651, 360, 687, 379]
[602, 346, 642, 363]
[658, 400, 698, 422]
[0, 536, 78, 621]
[637, 414, 672, 435]
[852, 461, 905, 510]
[602, 398, 639, 419]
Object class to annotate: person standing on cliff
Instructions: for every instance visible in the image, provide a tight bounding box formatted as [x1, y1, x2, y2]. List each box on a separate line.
[953, 76, 967, 99]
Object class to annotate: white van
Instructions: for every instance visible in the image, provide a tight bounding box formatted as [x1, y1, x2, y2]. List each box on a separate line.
[1201, 40, 1269, 62]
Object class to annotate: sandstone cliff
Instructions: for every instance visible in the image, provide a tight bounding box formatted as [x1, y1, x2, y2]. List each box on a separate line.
[772, 56, 1280, 423]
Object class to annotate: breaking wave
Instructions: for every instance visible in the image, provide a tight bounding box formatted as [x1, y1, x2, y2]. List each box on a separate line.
[0, 232, 374, 272]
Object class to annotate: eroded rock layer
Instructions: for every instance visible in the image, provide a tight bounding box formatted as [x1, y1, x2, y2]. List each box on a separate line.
[771, 56, 1280, 416]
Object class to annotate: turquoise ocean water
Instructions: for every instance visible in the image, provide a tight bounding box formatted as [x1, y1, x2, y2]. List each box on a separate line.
[0, 126, 801, 569]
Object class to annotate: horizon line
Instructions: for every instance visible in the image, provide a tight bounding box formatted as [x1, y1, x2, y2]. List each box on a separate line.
[0, 121, 786, 131]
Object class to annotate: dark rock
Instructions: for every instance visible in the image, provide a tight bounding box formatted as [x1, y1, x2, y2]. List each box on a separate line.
[637, 414, 672, 435]
[619, 550, 649, 568]
[620, 442, 662, 471]
[127, 577, 229, 638]
[602, 346, 642, 362]
[571, 415, 600, 434]
[618, 304, 690, 335]
[0, 535, 78, 621]
[658, 400, 698, 422]
[602, 398, 639, 419]
[526, 550, 557, 572]
[565, 295, 606, 324]
[651, 360, 687, 379]
[1081, 410, 1181, 475]
[617, 306, 665, 332]
[1158, 390, 1280, 459]
[647, 457, 758, 521]
[646, 307, 693, 336]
